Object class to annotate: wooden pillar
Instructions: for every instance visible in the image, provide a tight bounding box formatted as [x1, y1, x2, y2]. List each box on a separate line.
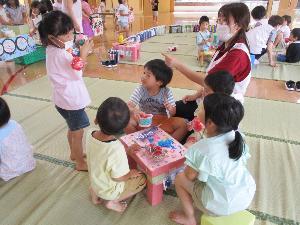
[277, 0, 298, 16]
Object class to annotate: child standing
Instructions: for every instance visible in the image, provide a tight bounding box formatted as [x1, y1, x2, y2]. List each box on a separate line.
[87, 97, 146, 212]
[151, 0, 159, 25]
[196, 16, 213, 65]
[0, 97, 36, 181]
[81, 0, 94, 39]
[38, 11, 94, 171]
[277, 28, 300, 63]
[5, 0, 27, 25]
[117, 0, 129, 38]
[126, 59, 187, 141]
[169, 93, 256, 225]
[98, 0, 106, 30]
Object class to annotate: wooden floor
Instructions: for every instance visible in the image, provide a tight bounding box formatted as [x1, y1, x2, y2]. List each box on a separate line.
[1, 12, 300, 103]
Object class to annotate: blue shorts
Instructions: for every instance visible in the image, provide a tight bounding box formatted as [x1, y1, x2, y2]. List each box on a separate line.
[55, 106, 90, 131]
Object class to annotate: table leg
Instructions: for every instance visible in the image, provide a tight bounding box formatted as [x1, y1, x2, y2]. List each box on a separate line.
[146, 180, 163, 206]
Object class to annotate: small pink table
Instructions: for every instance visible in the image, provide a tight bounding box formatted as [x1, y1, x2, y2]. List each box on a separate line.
[112, 42, 141, 62]
[120, 127, 187, 206]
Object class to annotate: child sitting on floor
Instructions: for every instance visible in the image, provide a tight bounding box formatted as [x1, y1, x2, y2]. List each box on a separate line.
[274, 15, 292, 47]
[169, 93, 256, 225]
[126, 59, 187, 141]
[196, 16, 213, 65]
[181, 71, 235, 147]
[38, 11, 94, 171]
[0, 97, 36, 181]
[86, 97, 146, 213]
[277, 28, 300, 63]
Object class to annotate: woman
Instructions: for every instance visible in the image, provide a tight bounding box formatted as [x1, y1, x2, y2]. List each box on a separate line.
[62, 0, 82, 32]
[163, 2, 251, 120]
[5, 0, 27, 25]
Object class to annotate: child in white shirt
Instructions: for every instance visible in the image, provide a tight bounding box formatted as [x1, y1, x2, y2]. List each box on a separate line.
[0, 97, 36, 181]
[274, 15, 292, 47]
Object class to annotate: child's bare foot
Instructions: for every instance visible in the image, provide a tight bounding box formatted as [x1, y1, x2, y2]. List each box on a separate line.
[105, 200, 127, 213]
[169, 211, 197, 225]
[89, 187, 102, 205]
[70, 153, 87, 161]
[75, 161, 88, 172]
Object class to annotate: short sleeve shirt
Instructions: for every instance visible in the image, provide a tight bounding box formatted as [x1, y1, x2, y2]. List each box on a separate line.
[86, 130, 130, 200]
[118, 4, 129, 23]
[5, 6, 26, 24]
[196, 30, 211, 51]
[129, 85, 175, 115]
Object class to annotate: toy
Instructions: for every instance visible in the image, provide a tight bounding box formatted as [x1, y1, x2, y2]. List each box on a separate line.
[71, 56, 85, 71]
[118, 33, 124, 44]
[168, 45, 177, 52]
[139, 113, 153, 128]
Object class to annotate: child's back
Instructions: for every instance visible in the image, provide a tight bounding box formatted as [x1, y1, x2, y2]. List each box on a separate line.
[0, 97, 35, 181]
[186, 130, 255, 215]
[86, 132, 129, 200]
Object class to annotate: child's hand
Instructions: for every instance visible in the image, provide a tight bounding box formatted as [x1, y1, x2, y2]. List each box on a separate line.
[164, 102, 176, 117]
[129, 169, 142, 178]
[182, 94, 198, 103]
[127, 143, 141, 155]
[80, 39, 94, 60]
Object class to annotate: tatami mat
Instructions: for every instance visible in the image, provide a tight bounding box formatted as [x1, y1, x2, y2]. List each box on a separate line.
[1, 77, 300, 225]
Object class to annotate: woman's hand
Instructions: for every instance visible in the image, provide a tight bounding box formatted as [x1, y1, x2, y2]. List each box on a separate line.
[182, 94, 198, 103]
[161, 53, 180, 69]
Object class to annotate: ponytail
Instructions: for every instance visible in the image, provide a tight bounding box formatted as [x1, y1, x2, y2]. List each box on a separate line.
[228, 130, 245, 160]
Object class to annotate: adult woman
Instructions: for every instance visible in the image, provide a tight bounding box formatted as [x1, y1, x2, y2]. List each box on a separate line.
[164, 3, 251, 120]
[5, 0, 27, 25]
[62, 0, 82, 32]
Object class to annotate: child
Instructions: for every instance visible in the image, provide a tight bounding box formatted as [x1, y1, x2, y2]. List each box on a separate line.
[38, 11, 94, 171]
[181, 71, 236, 147]
[196, 16, 213, 65]
[53, 0, 62, 11]
[29, 1, 47, 41]
[151, 0, 158, 25]
[251, 5, 268, 27]
[0, 97, 36, 181]
[126, 59, 187, 141]
[117, 0, 129, 38]
[175, 70, 235, 122]
[169, 93, 256, 225]
[81, 0, 94, 39]
[277, 28, 300, 63]
[5, 0, 27, 25]
[274, 15, 291, 47]
[128, 6, 134, 31]
[247, 15, 283, 67]
[87, 97, 146, 213]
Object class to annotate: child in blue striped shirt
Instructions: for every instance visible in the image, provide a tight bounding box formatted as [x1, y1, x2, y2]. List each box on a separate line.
[126, 59, 187, 141]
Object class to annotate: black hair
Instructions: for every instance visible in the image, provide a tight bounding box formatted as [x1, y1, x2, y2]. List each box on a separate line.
[144, 59, 173, 87]
[282, 15, 292, 25]
[96, 97, 130, 135]
[218, 3, 250, 51]
[199, 16, 209, 25]
[268, 15, 283, 27]
[30, 1, 48, 16]
[41, 0, 53, 12]
[0, 97, 11, 128]
[251, 5, 266, 20]
[204, 71, 235, 95]
[203, 93, 245, 160]
[291, 28, 300, 41]
[0, 0, 6, 6]
[6, 0, 19, 8]
[38, 11, 74, 46]
[118, 0, 123, 4]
